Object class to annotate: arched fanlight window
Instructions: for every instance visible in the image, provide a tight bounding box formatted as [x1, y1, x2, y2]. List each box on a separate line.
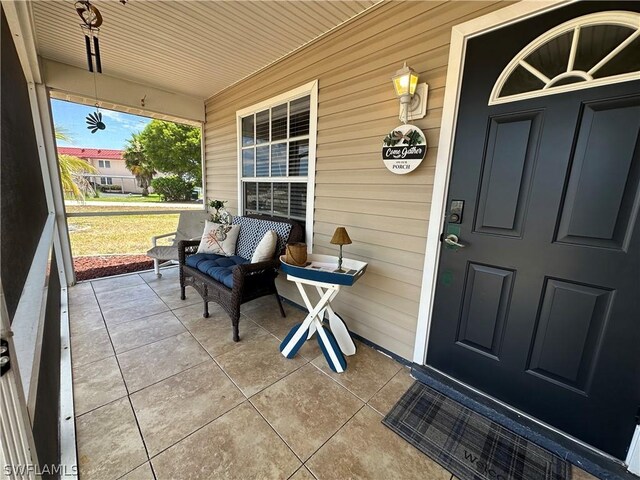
[489, 11, 640, 105]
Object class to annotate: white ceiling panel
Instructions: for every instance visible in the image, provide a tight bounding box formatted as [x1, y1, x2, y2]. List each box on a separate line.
[31, 0, 379, 99]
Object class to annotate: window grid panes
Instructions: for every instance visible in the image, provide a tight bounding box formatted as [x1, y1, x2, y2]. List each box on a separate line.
[491, 14, 640, 104]
[240, 94, 311, 222]
[243, 182, 307, 221]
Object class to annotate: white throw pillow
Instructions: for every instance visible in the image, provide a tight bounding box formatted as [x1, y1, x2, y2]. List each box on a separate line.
[251, 230, 277, 263]
[196, 221, 240, 256]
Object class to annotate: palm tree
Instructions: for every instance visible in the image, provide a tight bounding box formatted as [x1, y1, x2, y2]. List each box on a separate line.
[58, 153, 98, 199]
[55, 129, 98, 200]
[123, 134, 156, 196]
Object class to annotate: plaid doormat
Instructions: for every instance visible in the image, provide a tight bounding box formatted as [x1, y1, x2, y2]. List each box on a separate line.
[383, 382, 570, 480]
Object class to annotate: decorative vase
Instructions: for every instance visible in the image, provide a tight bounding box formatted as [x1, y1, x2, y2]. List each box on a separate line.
[285, 243, 307, 266]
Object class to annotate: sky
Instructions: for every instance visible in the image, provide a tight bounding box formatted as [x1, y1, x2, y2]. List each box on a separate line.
[51, 99, 151, 150]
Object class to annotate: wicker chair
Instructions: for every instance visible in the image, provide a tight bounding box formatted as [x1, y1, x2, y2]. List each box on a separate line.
[178, 215, 304, 342]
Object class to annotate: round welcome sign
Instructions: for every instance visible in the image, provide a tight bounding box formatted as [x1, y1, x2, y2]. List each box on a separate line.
[382, 124, 427, 174]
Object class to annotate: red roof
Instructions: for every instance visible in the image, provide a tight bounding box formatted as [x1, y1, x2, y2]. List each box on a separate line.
[57, 147, 123, 160]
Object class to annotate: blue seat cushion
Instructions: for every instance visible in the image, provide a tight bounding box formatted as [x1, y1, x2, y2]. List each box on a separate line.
[185, 254, 249, 289]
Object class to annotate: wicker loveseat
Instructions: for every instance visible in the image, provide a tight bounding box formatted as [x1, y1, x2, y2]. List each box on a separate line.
[178, 214, 303, 342]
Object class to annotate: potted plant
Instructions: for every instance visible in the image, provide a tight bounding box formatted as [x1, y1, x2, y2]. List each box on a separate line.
[208, 199, 228, 222]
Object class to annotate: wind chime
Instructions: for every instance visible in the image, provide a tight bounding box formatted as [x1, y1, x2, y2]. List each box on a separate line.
[75, 0, 106, 133]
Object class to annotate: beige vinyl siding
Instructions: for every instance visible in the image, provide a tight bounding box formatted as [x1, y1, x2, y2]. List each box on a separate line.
[204, 0, 510, 359]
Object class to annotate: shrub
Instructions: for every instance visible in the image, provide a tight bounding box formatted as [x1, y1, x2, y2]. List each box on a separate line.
[99, 184, 122, 192]
[151, 176, 194, 202]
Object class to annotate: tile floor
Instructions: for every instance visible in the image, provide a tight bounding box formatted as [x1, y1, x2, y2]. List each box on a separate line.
[69, 267, 598, 480]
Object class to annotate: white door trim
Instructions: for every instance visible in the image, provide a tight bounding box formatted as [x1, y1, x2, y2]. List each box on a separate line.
[412, 0, 640, 469]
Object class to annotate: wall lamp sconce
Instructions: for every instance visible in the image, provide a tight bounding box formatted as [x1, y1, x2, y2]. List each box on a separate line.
[392, 62, 428, 124]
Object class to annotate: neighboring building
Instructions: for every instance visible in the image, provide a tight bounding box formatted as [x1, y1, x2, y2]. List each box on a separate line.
[57, 146, 142, 193]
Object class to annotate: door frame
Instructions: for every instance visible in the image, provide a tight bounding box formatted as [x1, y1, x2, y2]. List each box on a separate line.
[411, 0, 640, 470]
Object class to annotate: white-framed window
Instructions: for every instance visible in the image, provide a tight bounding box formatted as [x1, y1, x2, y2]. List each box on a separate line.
[100, 177, 113, 185]
[236, 80, 318, 247]
[98, 160, 111, 168]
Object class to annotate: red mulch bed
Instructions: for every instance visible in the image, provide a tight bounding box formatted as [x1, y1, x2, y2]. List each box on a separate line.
[74, 255, 154, 281]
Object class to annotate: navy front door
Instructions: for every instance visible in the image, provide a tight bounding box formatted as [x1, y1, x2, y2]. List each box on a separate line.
[427, 2, 640, 459]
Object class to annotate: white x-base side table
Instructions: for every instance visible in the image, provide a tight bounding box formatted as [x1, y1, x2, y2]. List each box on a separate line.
[279, 254, 367, 373]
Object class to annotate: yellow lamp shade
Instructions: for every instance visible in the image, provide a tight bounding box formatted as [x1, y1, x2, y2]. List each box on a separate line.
[392, 62, 419, 97]
[330, 227, 352, 246]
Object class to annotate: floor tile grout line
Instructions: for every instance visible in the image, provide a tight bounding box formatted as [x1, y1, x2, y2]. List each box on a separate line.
[73, 276, 309, 477]
[364, 363, 409, 410]
[241, 313, 401, 404]
[211, 333, 311, 402]
[80, 291, 155, 466]
[143, 399, 250, 463]
[70, 282, 104, 330]
[75, 320, 189, 370]
[247, 399, 306, 468]
[96, 292, 169, 318]
[113, 461, 155, 480]
[125, 357, 211, 396]
[149, 461, 159, 480]
[71, 283, 410, 479]
[96, 294, 169, 314]
[303, 403, 368, 475]
[99, 306, 174, 331]
[92, 281, 154, 300]
[106, 312, 187, 356]
[70, 281, 111, 375]
[176, 306, 325, 461]
[305, 358, 374, 403]
[106, 319, 156, 466]
[80, 357, 239, 471]
[90, 274, 148, 298]
[126, 358, 211, 398]
[244, 362, 321, 465]
[138, 269, 193, 316]
[74, 393, 128, 419]
[287, 466, 311, 480]
[73, 290, 402, 409]
[125, 393, 153, 465]
[139, 266, 179, 285]
[308, 344, 405, 404]
[94, 280, 168, 322]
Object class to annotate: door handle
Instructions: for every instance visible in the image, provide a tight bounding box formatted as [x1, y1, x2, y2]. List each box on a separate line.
[444, 234, 465, 248]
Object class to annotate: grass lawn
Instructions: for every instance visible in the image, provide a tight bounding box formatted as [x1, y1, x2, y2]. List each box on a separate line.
[65, 193, 163, 203]
[66, 205, 181, 256]
[90, 193, 164, 203]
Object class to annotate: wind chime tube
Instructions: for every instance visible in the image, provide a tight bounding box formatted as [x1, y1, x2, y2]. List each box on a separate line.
[93, 36, 102, 73]
[84, 34, 93, 72]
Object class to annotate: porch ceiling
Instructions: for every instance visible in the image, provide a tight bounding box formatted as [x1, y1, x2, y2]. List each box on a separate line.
[30, 0, 378, 100]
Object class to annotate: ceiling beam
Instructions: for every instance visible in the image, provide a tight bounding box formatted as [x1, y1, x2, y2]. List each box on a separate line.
[2, 0, 41, 83]
[42, 59, 205, 124]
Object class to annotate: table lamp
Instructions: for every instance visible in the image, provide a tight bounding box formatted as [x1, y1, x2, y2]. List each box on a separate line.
[330, 227, 352, 272]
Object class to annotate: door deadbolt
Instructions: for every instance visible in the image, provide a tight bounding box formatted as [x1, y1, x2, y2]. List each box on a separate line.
[449, 200, 464, 224]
